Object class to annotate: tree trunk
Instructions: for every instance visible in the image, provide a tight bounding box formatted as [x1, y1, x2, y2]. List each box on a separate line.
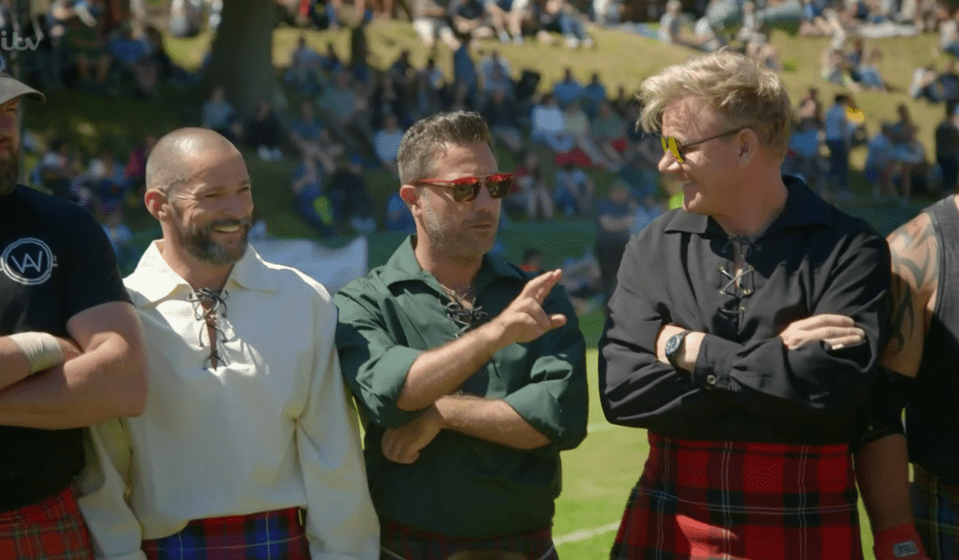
[205, 0, 276, 116]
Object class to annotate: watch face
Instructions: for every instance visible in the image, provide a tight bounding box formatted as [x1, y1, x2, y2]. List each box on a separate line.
[665, 334, 682, 356]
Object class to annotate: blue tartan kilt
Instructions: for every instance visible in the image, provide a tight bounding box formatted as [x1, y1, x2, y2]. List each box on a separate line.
[912, 465, 959, 560]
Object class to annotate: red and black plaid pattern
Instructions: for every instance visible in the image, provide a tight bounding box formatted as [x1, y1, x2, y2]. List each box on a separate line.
[610, 433, 863, 560]
[912, 465, 959, 560]
[0, 486, 94, 560]
[380, 519, 558, 560]
[142, 507, 310, 560]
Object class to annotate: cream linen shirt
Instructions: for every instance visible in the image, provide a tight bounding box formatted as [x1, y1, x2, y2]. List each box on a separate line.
[76, 241, 379, 560]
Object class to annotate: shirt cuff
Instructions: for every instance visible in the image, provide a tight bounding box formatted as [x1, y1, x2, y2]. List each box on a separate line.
[361, 345, 427, 428]
[502, 384, 564, 445]
[692, 333, 740, 390]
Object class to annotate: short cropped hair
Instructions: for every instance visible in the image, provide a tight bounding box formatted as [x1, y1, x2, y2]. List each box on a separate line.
[638, 49, 792, 159]
[396, 111, 493, 185]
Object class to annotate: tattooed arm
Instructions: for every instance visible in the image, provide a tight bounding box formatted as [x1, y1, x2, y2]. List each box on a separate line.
[856, 211, 938, 552]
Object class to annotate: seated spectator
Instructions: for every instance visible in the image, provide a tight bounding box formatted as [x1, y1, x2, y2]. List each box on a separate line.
[411, 0, 461, 49]
[290, 100, 343, 173]
[745, 34, 782, 71]
[88, 146, 127, 215]
[591, 101, 627, 167]
[506, 149, 554, 220]
[581, 73, 607, 119]
[800, 0, 833, 35]
[939, 58, 959, 104]
[692, 13, 723, 52]
[52, 0, 111, 90]
[291, 155, 335, 237]
[530, 93, 574, 153]
[244, 100, 285, 162]
[552, 67, 583, 108]
[202, 85, 240, 143]
[940, 6, 959, 57]
[385, 191, 415, 233]
[450, 0, 496, 42]
[554, 161, 595, 216]
[594, 181, 635, 311]
[105, 23, 158, 97]
[480, 87, 524, 152]
[856, 48, 886, 90]
[285, 35, 324, 95]
[535, 0, 593, 49]
[373, 113, 404, 174]
[658, 0, 683, 44]
[484, 0, 527, 44]
[821, 47, 857, 89]
[326, 154, 377, 233]
[610, 84, 633, 118]
[910, 64, 941, 102]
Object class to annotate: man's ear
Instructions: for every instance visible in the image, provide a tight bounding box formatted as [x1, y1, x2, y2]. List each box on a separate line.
[738, 128, 758, 167]
[144, 189, 167, 220]
[399, 184, 418, 208]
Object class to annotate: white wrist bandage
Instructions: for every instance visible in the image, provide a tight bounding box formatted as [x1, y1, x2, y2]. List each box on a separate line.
[8, 332, 64, 373]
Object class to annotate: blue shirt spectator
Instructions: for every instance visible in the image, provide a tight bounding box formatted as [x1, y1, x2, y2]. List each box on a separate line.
[552, 68, 583, 108]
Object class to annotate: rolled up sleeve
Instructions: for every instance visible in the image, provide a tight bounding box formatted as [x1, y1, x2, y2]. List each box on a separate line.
[503, 286, 588, 452]
[334, 287, 426, 429]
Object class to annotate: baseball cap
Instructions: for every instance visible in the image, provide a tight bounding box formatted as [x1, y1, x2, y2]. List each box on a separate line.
[0, 52, 44, 105]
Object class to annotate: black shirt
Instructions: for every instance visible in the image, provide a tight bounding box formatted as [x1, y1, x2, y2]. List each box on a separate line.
[0, 185, 130, 511]
[599, 177, 890, 444]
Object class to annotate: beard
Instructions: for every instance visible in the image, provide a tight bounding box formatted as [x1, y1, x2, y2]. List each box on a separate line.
[0, 151, 19, 197]
[173, 213, 252, 266]
[420, 193, 497, 260]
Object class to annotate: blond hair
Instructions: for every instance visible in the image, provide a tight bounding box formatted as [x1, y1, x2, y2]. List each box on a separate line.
[638, 50, 792, 159]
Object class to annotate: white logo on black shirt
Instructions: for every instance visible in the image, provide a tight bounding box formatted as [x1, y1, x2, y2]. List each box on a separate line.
[2, 238, 55, 285]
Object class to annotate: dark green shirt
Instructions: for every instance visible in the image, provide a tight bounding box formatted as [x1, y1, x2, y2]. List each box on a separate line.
[335, 236, 588, 538]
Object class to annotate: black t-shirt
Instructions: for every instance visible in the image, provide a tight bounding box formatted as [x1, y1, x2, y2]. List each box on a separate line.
[0, 185, 131, 511]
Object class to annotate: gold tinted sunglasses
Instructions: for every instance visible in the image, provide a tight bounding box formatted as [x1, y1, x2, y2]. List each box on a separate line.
[661, 126, 750, 163]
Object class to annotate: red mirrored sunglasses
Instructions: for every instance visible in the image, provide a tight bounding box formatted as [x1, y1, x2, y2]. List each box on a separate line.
[415, 173, 514, 202]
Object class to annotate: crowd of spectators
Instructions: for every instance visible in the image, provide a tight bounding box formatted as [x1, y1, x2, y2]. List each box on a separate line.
[14, 0, 959, 310]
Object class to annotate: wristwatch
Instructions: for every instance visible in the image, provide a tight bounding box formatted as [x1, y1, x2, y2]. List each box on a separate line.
[664, 330, 691, 371]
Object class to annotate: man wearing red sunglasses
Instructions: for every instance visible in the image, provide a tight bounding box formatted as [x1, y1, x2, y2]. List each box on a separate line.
[335, 111, 588, 560]
[599, 50, 903, 560]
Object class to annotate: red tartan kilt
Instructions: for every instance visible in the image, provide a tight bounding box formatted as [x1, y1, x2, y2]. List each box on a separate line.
[143, 507, 309, 560]
[611, 433, 863, 560]
[0, 486, 94, 560]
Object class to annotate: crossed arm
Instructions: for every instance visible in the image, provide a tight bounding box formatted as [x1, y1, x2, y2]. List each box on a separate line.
[337, 270, 588, 464]
[0, 301, 147, 429]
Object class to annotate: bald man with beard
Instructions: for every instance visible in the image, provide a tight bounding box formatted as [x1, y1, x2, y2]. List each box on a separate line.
[76, 127, 379, 560]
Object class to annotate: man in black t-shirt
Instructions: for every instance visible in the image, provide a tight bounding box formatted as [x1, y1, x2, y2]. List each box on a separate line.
[0, 53, 147, 559]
